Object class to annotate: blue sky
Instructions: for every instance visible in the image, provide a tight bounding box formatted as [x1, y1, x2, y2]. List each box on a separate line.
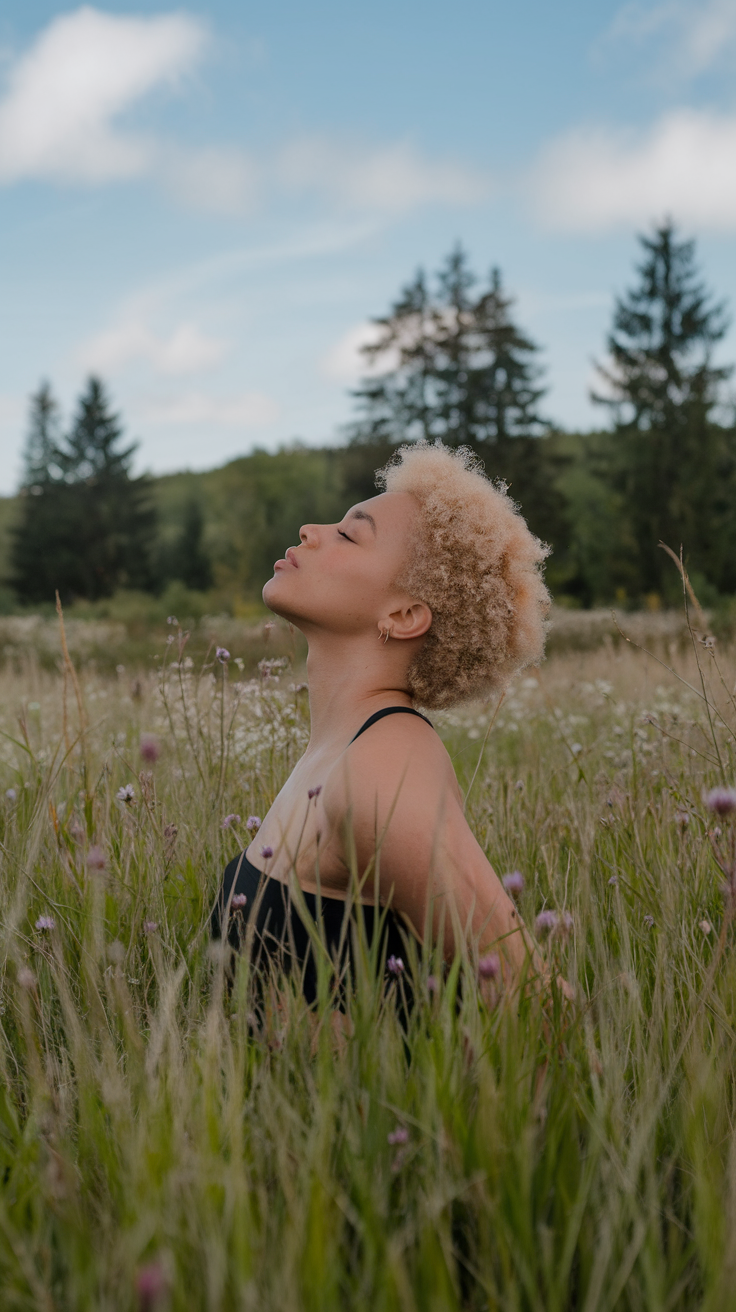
[1, 0, 735, 492]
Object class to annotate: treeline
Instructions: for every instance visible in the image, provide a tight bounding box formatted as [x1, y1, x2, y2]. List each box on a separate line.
[4, 223, 736, 611]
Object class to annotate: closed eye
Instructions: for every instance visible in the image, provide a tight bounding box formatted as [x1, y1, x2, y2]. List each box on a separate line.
[338, 529, 355, 542]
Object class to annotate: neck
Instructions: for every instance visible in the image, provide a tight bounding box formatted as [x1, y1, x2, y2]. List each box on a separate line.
[301, 629, 417, 749]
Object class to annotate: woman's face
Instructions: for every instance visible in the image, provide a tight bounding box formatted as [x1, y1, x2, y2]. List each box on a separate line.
[262, 491, 420, 635]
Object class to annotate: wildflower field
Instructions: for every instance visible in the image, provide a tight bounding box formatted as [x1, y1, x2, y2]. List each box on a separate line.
[1, 615, 735, 1311]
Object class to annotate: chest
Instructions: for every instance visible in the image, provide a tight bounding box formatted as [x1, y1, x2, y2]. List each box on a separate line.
[247, 751, 348, 889]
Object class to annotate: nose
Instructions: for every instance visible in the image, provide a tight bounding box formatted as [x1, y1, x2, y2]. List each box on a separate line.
[299, 524, 319, 546]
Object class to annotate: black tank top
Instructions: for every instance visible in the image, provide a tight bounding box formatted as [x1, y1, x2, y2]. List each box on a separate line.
[211, 706, 434, 1003]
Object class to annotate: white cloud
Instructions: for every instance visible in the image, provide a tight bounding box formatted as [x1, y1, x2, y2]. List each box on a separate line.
[0, 6, 205, 183]
[530, 108, 736, 231]
[162, 145, 261, 216]
[601, 0, 736, 78]
[78, 320, 229, 377]
[0, 10, 486, 219]
[142, 391, 279, 428]
[320, 321, 388, 382]
[277, 138, 488, 214]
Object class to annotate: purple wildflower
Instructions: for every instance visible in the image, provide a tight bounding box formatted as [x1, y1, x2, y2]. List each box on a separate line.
[167, 616, 178, 626]
[608, 875, 618, 887]
[246, 816, 262, 833]
[68, 818, 85, 843]
[216, 647, 230, 664]
[139, 734, 160, 764]
[221, 814, 241, 830]
[134, 1259, 167, 1311]
[427, 974, 439, 994]
[231, 893, 248, 910]
[116, 783, 135, 805]
[644, 914, 655, 929]
[387, 1126, 409, 1146]
[35, 915, 56, 931]
[143, 920, 158, 935]
[387, 955, 404, 977]
[260, 845, 274, 860]
[86, 845, 106, 871]
[478, 952, 501, 980]
[502, 871, 524, 898]
[308, 784, 323, 800]
[705, 787, 736, 817]
[557, 910, 574, 938]
[535, 909, 558, 938]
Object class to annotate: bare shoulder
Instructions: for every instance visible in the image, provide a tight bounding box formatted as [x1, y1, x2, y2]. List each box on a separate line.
[324, 711, 461, 822]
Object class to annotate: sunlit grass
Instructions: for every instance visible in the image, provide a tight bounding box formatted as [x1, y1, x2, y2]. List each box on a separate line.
[0, 626, 735, 1310]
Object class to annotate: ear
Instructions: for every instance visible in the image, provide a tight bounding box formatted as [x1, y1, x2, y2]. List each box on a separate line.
[380, 599, 432, 642]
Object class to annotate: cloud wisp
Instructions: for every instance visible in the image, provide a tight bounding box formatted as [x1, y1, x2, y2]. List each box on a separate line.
[277, 137, 488, 215]
[0, 6, 206, 184]
[530, 107, 736, 231]
[600, 0, 736, 79]
[141, 391, 279, 429]
[0, 7, 486, 219]
[77, 320, 230, 377]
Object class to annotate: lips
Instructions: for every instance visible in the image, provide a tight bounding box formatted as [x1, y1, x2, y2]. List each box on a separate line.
[285, 547, 299, 568]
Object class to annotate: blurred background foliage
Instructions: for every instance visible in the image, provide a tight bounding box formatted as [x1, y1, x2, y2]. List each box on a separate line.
[1, 223, 735, 635]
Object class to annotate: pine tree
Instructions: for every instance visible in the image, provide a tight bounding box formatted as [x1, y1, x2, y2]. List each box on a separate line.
[21, 382, 62, 489]
[594, 223, 735, 598]
[349, 268, 438, 444]
[349, 246, 547, 447]
[10, 378, 158, 604]
[10, 384, 69, 603]
[346, 247, 565, 559]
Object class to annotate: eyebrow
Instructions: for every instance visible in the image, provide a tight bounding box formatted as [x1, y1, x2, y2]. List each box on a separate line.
[348, 509, 377, 535]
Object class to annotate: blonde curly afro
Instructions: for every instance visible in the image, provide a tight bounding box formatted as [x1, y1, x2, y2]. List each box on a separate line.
[376, 442, 550, 710]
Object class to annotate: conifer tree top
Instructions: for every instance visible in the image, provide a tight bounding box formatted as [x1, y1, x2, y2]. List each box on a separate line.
[593, 222, 732, 430]
[349, 246, 548, 448]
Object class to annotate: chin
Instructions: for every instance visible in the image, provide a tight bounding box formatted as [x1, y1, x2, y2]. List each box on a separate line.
[262, 574, 300, 623]
[262, 575, 283, 610]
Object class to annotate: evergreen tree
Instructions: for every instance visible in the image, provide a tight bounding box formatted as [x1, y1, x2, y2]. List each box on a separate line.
[346, 247, 566, 559]
[21, 382, 62, 489]
[349, 269, 438, 444]
[10, 383, 69, 603]
[594, 223, 735, 597]
[172, 497, 213, 592]
[10, 378, 157, 603]
[350, 246, 547, 447]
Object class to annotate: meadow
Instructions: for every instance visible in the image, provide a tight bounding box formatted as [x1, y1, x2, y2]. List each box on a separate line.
[0, 610, 735, 1311]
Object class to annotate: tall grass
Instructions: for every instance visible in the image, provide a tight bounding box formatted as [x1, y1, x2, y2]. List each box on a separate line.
[0, 623, 735, 1310]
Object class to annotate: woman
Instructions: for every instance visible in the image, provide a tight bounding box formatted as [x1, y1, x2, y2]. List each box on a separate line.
[213, 442, 550, 1000]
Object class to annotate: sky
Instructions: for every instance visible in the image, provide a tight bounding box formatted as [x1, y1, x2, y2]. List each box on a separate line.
[1, 0, 735, 492]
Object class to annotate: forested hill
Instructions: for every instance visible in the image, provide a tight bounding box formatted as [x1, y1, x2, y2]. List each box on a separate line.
[0, 434, 576, 609]
[2, 423, 735, 617]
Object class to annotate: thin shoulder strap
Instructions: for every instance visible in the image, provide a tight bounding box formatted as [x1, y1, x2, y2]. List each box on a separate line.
[350, 706, 434, 744]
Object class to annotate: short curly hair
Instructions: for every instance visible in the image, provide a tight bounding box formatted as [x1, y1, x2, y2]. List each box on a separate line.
[376, 442, 550, 709]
